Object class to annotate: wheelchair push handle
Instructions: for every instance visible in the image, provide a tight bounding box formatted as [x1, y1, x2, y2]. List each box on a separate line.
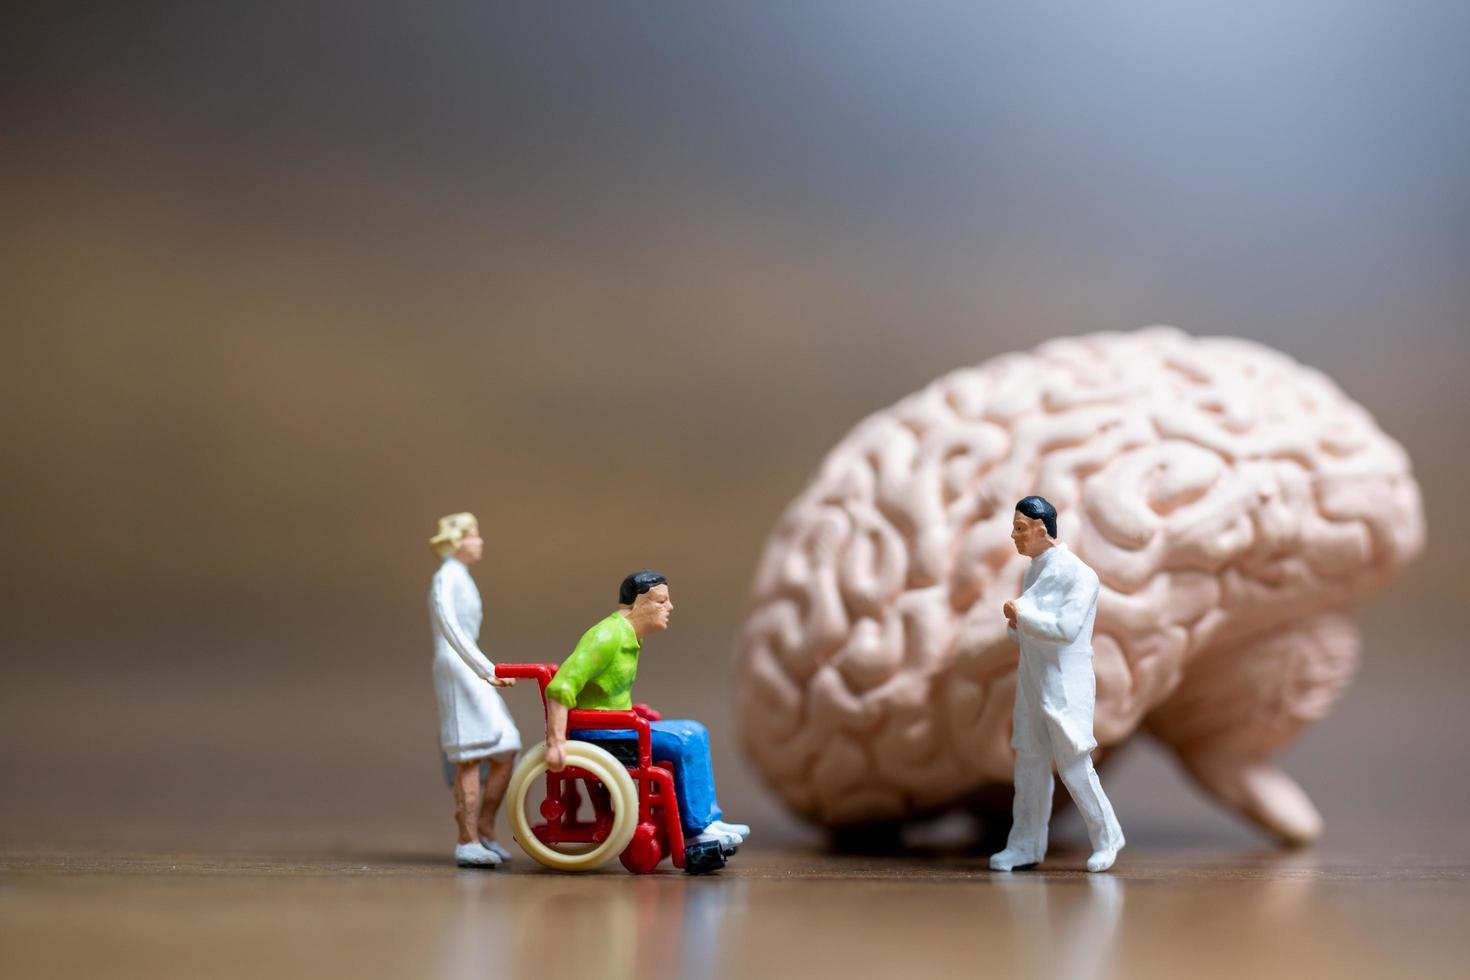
[493, 662, 557, 690]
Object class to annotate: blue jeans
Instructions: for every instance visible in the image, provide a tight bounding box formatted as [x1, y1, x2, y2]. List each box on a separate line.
[571, 719, 724, 835]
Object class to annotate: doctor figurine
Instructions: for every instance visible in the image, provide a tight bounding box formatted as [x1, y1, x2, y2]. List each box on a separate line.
[428, 512, 522, 868]
[991, 496, 1125, 873]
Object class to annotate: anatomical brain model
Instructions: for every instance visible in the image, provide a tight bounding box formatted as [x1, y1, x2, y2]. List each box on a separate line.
[734, 328, 1423, 845]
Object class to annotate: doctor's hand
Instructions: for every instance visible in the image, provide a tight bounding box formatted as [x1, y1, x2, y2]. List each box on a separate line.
[1003, 600, 1018, 629]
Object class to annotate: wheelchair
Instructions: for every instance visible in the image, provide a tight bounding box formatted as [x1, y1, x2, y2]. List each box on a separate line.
[495, 662, 731, 875]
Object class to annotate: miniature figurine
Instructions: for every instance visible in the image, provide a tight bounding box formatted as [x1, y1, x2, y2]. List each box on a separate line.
[543, 571, 750, 850]
[990, 496, 1123, 873]
[428, 512, 521, 868]
[735, 328, 1423, 846]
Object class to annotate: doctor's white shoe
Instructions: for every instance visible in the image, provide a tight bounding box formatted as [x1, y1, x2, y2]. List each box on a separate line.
[989, 848, 1042, 872]
[1086, 845, 1121, 873]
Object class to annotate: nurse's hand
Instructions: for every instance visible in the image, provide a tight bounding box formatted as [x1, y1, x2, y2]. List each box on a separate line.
[1003, 600, 1018, 629]
[487, 675, 517, 688]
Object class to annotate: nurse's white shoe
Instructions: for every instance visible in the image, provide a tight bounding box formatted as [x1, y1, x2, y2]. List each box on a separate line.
[989, 848, 1043, 872]
[481, 840, 514, 862]
[455, 842, 502, 868]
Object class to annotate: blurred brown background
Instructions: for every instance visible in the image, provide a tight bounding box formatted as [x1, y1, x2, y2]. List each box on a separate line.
[3, 2, 1469, 865]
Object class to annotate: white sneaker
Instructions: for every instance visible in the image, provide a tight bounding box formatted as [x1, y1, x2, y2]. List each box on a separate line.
[455, 842, 502, 868]
[689, 828, 740, 850]
[989, 848, 1042, 872]
[703, 823, 743, 846]
[481, 839, 514, 862]
[708, 819, 750, 840]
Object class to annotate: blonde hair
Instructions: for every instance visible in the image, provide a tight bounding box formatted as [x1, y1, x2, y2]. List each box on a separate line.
[430, 512, 479, 558]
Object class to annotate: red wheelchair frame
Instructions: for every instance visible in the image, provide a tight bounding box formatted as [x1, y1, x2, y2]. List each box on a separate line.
[496, 662, 724, 874]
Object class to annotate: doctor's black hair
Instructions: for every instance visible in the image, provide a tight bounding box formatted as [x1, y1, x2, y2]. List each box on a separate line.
[619, 570, 668, 606]
[1015, 496, 1058, 539]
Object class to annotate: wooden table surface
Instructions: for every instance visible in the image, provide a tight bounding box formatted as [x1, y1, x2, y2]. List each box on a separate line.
[4, 615, 1467, 979]
[4, 841, 1467, 980]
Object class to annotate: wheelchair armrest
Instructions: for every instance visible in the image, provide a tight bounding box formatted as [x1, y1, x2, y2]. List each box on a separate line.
[566, 709, 653, 768]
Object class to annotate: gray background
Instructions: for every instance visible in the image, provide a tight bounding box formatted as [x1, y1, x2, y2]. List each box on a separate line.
[3, 2, 1466, 854]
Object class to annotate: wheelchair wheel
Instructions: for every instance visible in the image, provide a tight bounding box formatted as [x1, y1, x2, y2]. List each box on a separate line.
[507, 740, 639, 871]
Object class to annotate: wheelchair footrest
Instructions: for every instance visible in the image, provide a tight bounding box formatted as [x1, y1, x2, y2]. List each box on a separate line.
[683, 838, 728, 875]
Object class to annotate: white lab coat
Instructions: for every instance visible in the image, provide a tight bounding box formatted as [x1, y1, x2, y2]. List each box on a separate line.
[1009, 543, 1102, 759]
[430, 557, 521, 763]
[1004, 543, 1123, 859]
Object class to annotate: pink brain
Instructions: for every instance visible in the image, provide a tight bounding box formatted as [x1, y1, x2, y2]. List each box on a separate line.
[734, 327, 1423, 837]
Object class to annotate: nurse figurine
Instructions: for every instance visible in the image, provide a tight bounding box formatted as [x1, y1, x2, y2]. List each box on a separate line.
[991, 496, 1125, 873]
[429, 512, 522, 868]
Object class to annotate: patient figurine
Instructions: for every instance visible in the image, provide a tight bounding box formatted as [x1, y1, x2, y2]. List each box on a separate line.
[543, 570, 749, 850]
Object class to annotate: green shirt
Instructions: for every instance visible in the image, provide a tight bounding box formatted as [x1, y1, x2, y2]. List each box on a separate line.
[545, 611, 641, 710]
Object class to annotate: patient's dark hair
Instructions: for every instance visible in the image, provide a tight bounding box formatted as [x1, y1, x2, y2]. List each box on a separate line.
[1015, 496, 1058, 539]
[619, 570, 668, 606]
